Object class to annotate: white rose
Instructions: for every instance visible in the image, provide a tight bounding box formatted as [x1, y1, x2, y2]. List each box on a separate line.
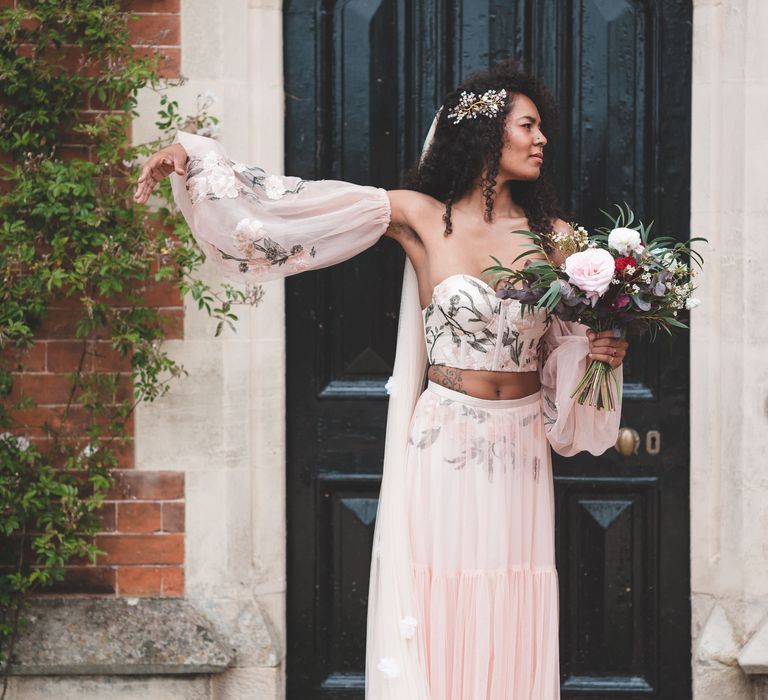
[608, 227, 642, 255]
[377, 656, 401, 679]
[264, 175, 287, 200]
[685, 297, 701, 310]
[399, 615, 417, 639]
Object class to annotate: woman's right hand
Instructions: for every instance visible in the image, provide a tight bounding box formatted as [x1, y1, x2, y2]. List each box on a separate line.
[133, 143, 188, 204]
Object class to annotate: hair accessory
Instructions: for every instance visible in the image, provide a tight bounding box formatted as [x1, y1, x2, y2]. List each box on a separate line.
[446, 88, 507, 125]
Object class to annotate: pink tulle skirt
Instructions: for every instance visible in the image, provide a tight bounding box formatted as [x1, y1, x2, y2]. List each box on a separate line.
[405, 381, 561, 699]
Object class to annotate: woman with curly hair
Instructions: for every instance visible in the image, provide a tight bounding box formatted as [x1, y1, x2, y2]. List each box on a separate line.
[134, 59, 628, 700]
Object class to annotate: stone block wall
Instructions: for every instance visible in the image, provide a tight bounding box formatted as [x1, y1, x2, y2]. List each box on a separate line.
[691, 0, 768, 697]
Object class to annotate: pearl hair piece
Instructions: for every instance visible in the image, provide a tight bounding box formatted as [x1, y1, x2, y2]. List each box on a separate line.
[446, 88, 507, 124]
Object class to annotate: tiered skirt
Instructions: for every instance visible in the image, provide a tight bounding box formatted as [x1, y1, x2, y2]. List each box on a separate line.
[404, 381, 560, 699]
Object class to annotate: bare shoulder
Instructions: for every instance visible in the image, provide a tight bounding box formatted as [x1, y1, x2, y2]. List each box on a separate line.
[545, 217, 570, 266]
[386, 189, 441, 228]
[383, 190, 442, 273]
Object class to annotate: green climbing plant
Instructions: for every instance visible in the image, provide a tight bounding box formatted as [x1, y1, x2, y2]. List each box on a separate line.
[0, 2, 259, 694]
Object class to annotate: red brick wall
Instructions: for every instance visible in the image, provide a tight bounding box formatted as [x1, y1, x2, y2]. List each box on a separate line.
[125, 0, 181, 79]
[3, 1, 186, 598]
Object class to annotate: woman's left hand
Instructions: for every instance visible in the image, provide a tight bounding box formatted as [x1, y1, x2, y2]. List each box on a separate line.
[586, 330, 629, 369]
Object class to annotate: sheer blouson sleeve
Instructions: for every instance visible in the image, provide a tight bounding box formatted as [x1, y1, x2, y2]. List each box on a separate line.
[170, 131, 392, 282]
[539, 317, 623, 457]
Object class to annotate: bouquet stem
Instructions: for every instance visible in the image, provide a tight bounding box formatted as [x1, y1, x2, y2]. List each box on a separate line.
[570, 358, 622, 411]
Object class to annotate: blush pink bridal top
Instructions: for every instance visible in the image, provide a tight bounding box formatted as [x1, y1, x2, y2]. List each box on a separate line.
[170, 130, 622, 458]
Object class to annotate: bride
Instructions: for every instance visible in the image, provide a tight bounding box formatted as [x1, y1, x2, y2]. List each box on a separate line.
[134, 60, 627, 700]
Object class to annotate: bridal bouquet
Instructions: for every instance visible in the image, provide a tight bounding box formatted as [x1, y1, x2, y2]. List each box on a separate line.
[484, 204, 706, 410]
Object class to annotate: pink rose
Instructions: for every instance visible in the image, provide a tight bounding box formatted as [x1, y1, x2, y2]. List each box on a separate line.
[564, 248, 615, 300]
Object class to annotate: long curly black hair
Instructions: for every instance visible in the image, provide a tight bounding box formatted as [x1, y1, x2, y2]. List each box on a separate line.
[403, 59, 568, 243]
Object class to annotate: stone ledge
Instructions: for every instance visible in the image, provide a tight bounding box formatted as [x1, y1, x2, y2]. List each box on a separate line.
[8, 597, 234, 675]
[739, 615, 768, 675]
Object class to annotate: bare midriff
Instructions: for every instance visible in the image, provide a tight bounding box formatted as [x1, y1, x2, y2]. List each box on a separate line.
[427, 365, 541, 400]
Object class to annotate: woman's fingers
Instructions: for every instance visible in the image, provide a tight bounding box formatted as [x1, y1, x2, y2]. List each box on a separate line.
[134, 145, 188, 203]
[589, 349, 625, 368]
[136, 161, 152, 184]
[590, 338, 628, 351]
[590, 351, 624, 368]
[133, 176, 154, 204]
[586, 330, 628, 368]
[587, 330, 622, 341]
[133, 154, 173, 203]
[134, 158, 158, 202]
[149, 157, 173, 181]
[172, 150, 186, 176]
[133, 177, 151, 204]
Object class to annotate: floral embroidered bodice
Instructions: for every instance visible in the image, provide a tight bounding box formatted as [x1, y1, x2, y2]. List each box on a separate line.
[423, 274, 550, 372]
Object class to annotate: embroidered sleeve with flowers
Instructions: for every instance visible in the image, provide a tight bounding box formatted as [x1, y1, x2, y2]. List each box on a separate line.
[184, 150, 314, 273]
[170, 130, 391, 283]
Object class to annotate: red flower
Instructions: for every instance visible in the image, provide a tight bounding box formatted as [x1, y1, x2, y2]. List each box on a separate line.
[611, 294, 631, 309]
[615, 256, 637, 273]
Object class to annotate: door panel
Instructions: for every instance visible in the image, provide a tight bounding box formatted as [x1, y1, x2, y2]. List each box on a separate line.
[284, 2, 692, 698]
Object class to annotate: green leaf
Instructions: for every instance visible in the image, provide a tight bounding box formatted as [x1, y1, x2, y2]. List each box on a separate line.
[665, 316, 689, 329]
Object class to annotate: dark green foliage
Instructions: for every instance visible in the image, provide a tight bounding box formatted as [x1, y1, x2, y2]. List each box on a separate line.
[0, 3, 258, 692]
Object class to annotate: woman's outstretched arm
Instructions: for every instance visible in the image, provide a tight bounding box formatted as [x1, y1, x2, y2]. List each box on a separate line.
[134, 143, 426, 226]
[133, 131, 394, 283]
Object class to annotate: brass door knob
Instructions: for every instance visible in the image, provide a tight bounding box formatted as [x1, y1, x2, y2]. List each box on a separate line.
[615, 427, 640, 457]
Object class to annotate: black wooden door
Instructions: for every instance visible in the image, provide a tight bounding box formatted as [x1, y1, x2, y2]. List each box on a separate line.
[284, 2, 692, 699]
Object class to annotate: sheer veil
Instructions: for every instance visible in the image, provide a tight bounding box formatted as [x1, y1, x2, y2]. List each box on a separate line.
[364, 112, 440, 699]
